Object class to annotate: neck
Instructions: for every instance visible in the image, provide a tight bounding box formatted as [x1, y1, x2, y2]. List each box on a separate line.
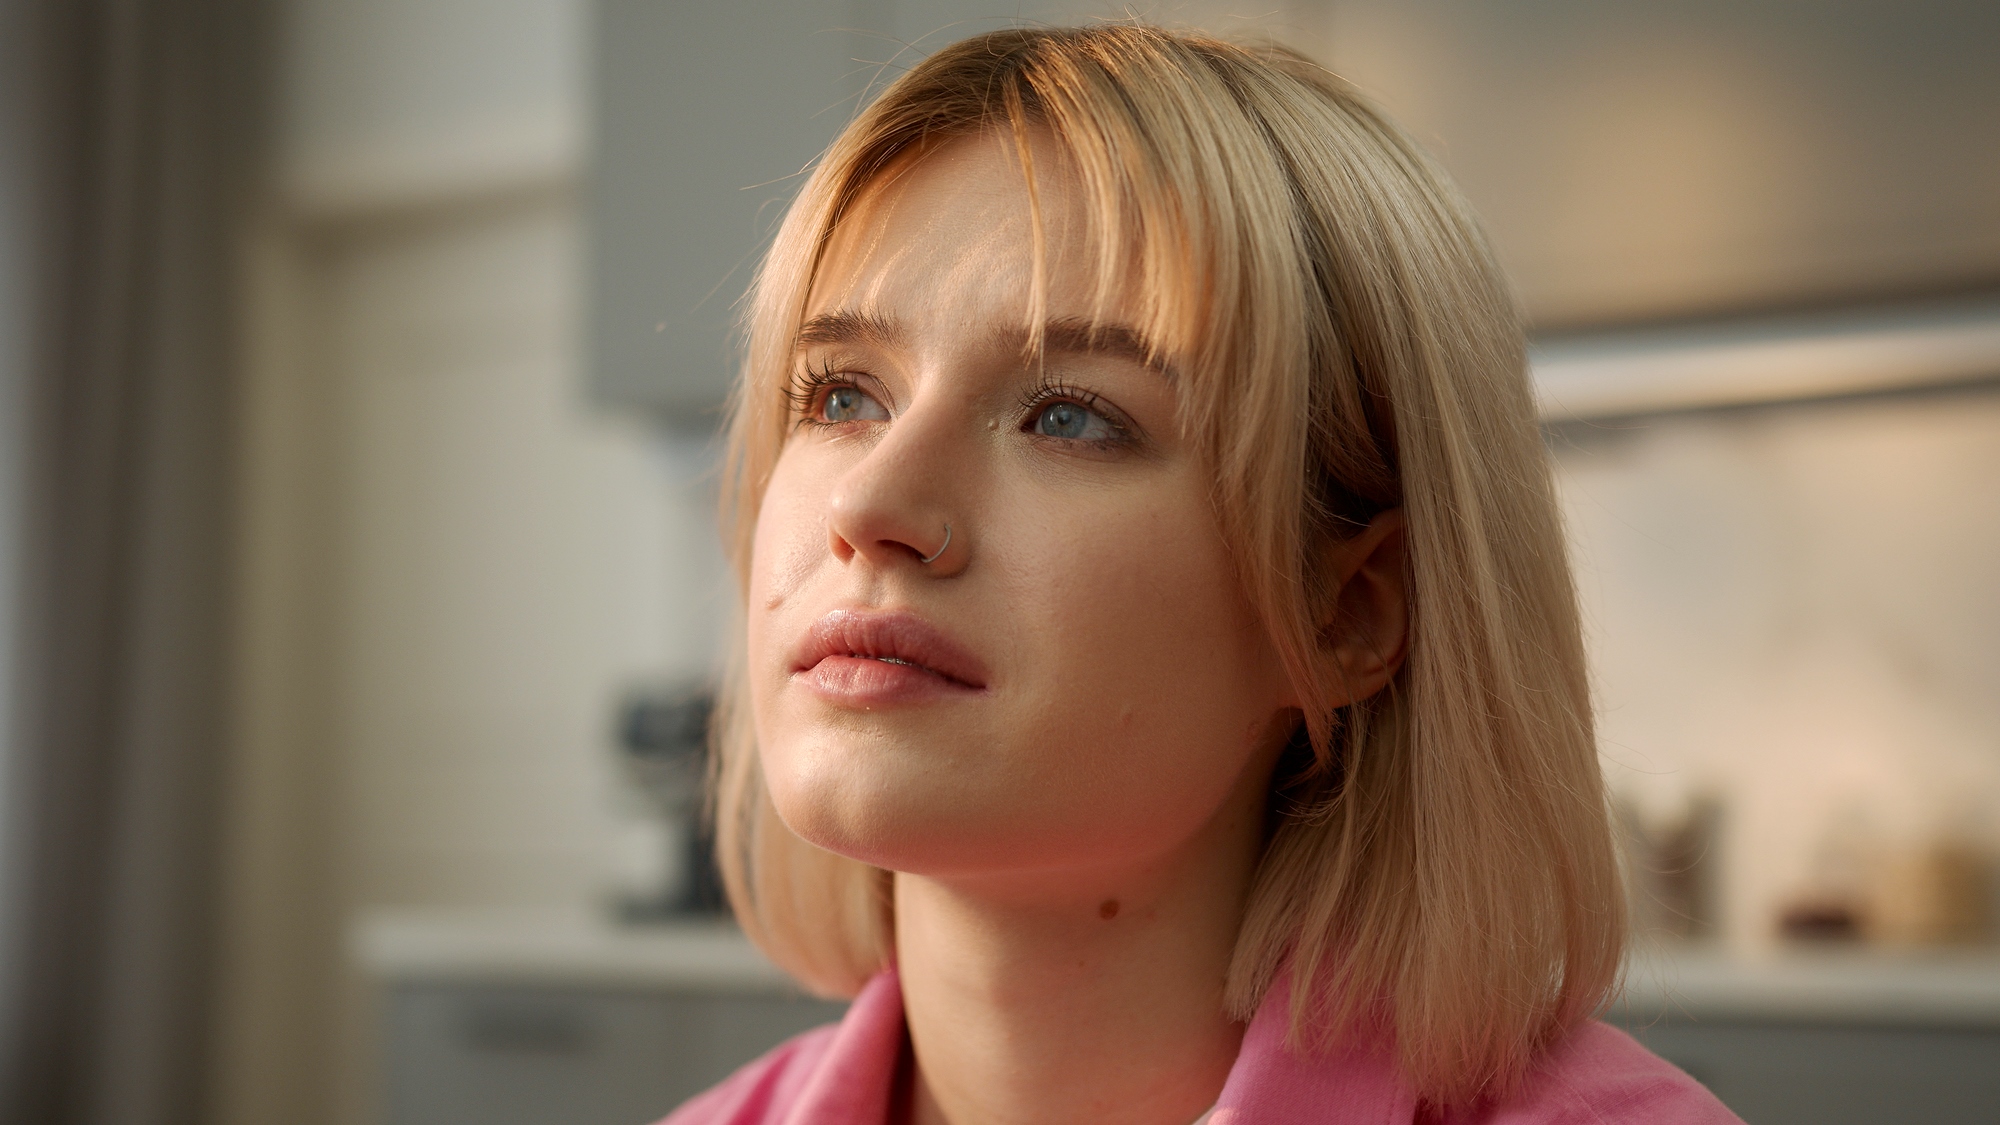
[893, 780, 1269, 1125]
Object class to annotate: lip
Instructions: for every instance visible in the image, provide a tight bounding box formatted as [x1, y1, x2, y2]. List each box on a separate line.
[790, 609, 989, 707]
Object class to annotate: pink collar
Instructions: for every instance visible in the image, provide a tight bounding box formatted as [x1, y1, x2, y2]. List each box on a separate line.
[667, 966, 1736, 1125]
[780, 968, 1414, 1125]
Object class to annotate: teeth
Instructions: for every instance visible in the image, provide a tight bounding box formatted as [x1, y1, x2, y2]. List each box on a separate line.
[875, 656, 913, 666]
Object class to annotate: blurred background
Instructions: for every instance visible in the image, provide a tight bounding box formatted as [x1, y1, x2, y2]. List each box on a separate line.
[1, 1, 1996, 1123]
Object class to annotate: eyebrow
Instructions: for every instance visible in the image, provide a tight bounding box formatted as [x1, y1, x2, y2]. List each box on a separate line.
[794, 309, 902, 351]
[794, 310, 1167, 373]
[1031, 317, 1168, 374]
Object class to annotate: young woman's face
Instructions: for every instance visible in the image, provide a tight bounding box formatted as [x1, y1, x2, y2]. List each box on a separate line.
[746, 131, 1295, 882]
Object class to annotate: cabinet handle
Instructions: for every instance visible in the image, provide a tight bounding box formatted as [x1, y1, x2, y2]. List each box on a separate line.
[458, 1001, 598, 1055]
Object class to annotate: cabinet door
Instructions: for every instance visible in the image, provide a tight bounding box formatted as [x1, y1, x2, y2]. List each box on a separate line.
[1621, 1019, 2000, 1125]
[383, 983, 847, 1125]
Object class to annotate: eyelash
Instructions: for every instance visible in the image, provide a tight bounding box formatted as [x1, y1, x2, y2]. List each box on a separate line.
[785, 359, 862, 429]
[1016, 375, 1134, 448]
[784, 362, 1135, 448]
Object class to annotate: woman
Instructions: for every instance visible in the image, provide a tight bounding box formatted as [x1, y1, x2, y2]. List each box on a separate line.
[666, 24, 1739, 1125]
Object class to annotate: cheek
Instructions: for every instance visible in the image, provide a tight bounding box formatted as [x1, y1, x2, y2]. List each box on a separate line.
[746, 449, 844, 719]
[981, 488, 1287, 844]
[745, 454, 833, 796]
[1026, 481, 1276, 688]
[747, 452, 828, 618]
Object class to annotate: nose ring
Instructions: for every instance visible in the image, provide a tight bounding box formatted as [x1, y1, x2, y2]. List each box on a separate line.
[919, 523, 952, 565]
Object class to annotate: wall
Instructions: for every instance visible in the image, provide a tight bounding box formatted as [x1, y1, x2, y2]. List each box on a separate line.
[213, 2, 732, 1122]
[0, 0, 33, 933]
[1558, 387, 2000, 951]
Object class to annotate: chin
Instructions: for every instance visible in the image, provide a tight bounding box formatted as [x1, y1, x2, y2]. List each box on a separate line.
[761, 732, 941, 865]
[761, 743, 1055, 876]
[766, 764, 1185, 886]
[770, 794, 977, 875]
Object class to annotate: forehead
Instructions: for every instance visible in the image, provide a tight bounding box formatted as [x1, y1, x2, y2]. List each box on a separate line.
[805, 130, 1111, 329]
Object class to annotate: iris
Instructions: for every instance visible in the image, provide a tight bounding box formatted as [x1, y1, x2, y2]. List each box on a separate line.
[1036, 402, 1104, 440]
[822, 386, 887, 423]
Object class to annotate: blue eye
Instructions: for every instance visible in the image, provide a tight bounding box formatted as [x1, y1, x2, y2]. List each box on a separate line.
[1034, 401, 1113, 441]
[820, 386, 889, 424]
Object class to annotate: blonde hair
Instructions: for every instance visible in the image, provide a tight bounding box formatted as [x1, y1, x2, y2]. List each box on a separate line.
[711, 24, 1623, 1107]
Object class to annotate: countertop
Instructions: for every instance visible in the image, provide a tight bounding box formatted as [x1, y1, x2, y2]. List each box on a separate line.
[351, 906, 796, 994]
[352, 907, 2000, 1026]
[1617, 945, 2000, 1028]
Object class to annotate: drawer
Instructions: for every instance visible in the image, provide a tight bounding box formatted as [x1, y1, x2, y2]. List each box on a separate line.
[1617, 1019, 2000, 1125]
[382, 983, 848, 1125]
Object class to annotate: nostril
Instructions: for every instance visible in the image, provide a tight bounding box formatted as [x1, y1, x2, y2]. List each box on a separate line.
[825, 522, 859, 563]
[871, 537, 931, 564]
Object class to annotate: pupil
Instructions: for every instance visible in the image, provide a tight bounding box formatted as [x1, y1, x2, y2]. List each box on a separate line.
[827, 389, 855, 420]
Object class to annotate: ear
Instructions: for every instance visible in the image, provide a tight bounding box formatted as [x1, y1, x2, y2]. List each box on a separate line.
[1315, 507, 1409, 708]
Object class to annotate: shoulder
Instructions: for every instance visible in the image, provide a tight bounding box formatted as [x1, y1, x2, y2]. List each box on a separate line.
[653, 1023, 843, 1125]
[1446, 1021, 1743, 1125]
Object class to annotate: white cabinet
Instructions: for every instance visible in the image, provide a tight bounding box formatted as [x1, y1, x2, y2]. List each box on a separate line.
[359, 914, 2000, 1124]
[1611, 951, 2000, 1125]
[355, 910, 845, 1124]
[1620, 1019, 2000, 1125]
[382, 982, 844, 1125]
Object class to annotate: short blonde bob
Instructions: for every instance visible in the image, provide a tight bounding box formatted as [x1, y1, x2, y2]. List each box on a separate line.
[712, 23, 1623, 1108]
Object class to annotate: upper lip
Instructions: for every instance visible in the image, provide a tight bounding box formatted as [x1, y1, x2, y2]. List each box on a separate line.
[791, 609, 989, 689]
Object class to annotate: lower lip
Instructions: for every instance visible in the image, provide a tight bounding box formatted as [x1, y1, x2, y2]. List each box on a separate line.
[798, 655, 982, 707]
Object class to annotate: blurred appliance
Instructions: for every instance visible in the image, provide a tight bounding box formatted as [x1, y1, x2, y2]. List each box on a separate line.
[614, 685, 726, 919]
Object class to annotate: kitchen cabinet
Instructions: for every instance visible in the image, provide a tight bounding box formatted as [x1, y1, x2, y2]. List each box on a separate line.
[358, 912, 2000, 1125]
[1611, 951, 2000, 1125]
[381, 981, 843, 1125]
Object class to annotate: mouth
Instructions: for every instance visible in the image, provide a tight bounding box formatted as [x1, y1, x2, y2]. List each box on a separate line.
[791, 609, 988, 704]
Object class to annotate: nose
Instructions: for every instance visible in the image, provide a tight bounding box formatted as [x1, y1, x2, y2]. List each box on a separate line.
[825, 405, 968, 576]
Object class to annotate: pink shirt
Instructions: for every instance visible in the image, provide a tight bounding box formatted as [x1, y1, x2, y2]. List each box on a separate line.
[658, 969, 1741, 1124]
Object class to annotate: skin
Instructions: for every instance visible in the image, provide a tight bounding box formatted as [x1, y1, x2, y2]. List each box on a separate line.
[746, 129, 1409, 1125]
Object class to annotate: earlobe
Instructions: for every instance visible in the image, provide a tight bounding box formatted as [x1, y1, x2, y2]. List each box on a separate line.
[1315, 507, 1410, 708]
